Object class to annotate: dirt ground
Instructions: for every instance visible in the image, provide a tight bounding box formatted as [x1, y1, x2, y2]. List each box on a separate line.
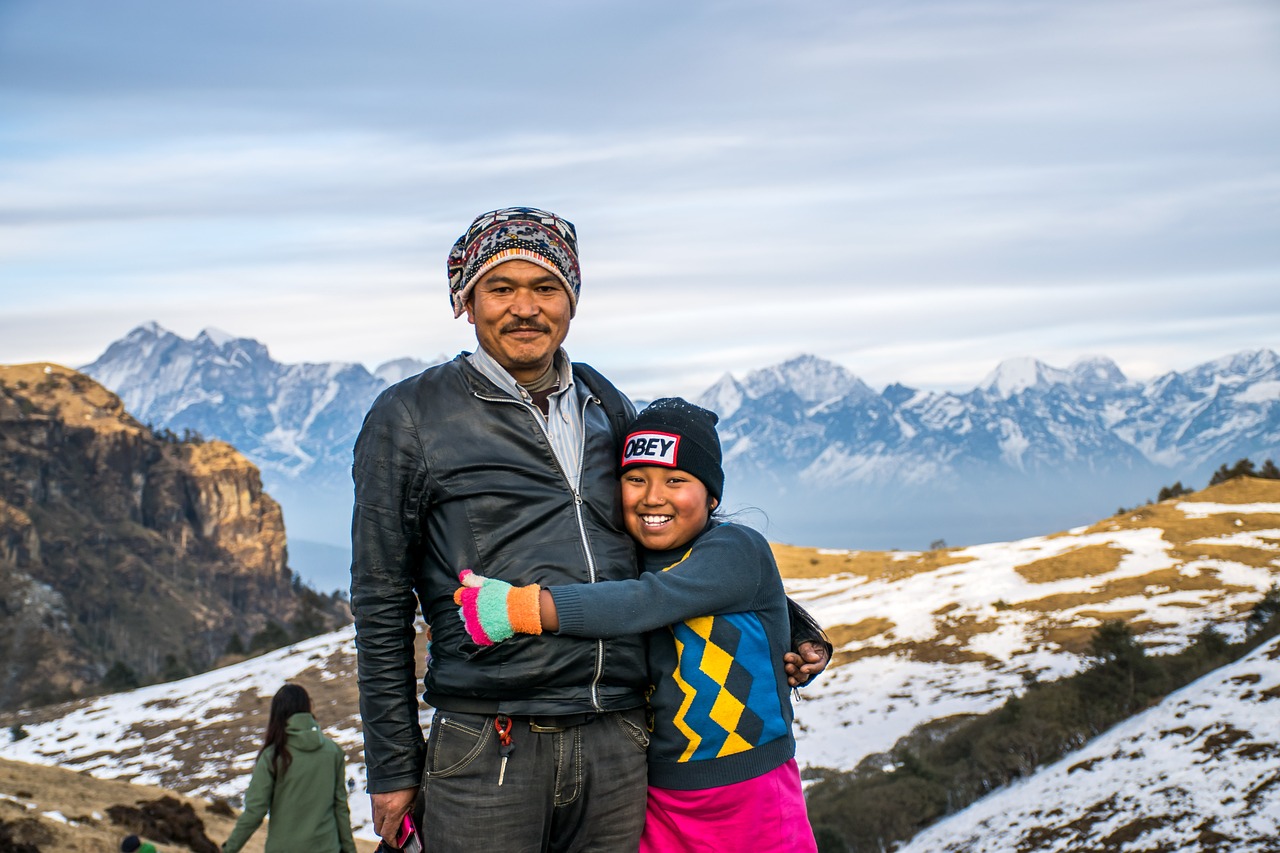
[0, 756, 378, 853]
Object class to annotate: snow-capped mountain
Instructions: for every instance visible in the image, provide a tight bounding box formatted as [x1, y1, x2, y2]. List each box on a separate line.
[3, 478, 1277, 848]
[78, 326, 1280, 552]
[79, 323, 445, 547]
[83, 323, 386, 481]
[701, 349, 1280, 549]
[708, 350, 1279, 487]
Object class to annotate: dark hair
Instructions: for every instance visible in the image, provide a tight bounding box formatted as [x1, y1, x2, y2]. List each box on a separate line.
[260, 683, 312, 779]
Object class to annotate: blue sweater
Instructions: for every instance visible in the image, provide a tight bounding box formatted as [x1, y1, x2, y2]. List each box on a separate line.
[549, 522, 795, 789]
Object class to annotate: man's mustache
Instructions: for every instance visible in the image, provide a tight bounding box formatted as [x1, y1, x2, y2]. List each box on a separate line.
[501, 321, 551, 334]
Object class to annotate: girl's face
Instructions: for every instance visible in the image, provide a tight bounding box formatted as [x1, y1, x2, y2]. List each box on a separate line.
[620, 466, 718, 551]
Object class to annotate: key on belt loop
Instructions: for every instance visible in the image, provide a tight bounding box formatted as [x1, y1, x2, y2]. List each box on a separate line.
[527, 712, 596, 732]
[529, 720, 566, 733]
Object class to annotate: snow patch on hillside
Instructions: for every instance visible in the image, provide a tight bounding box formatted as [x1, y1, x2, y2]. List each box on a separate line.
[900, 635, 1280, 852]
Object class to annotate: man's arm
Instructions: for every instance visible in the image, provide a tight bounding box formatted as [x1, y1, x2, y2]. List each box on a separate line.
[351, 391, 428, 841]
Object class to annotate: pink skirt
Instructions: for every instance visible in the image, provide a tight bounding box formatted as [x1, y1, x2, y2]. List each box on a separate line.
[639, 759, 818, 853]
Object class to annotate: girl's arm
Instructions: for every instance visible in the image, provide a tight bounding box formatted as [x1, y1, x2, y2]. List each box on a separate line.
[548, 525, 766, 638]
[454, 525, 764, 645]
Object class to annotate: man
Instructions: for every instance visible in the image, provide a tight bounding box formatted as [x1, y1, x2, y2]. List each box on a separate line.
[351, 207, 829, 851]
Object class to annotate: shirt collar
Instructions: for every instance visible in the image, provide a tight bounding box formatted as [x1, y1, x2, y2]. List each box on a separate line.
[469, 346, 575, 401]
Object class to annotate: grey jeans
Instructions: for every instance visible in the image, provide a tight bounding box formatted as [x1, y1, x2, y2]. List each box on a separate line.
[420, 708, 650, 853]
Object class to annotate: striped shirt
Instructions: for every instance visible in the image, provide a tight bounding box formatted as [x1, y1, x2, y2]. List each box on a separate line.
[467, 346, 585, 487]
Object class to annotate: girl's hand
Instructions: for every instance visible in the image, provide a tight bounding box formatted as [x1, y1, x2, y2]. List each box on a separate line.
[453, 570, 543, 645]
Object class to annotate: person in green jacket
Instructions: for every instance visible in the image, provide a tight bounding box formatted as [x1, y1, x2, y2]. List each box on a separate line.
[222, 683, 357, 853]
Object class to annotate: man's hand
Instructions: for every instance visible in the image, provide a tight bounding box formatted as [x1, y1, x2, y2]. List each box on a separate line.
[371, 788, 417, 845]
[784, 640, 831, 688]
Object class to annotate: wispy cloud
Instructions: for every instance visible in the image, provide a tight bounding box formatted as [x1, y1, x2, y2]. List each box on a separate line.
[0, 0, 1276, 400]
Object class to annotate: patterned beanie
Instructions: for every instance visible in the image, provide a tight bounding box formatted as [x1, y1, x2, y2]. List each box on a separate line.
[620, 398, 724, 501]
[447, 207, 581, 318]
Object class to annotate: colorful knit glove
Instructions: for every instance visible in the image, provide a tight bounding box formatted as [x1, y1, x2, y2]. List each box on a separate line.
[453, 570, 542, 646]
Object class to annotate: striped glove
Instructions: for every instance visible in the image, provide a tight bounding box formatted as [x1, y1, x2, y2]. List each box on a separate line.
[453, 570, 543, 646]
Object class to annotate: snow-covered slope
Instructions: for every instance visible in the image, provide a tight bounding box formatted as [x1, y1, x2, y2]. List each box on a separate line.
[900, 634, 1280, 852]
[783, 477, 1280, 770]
[0, 627, 386, 840]
[3, 479, 1277, 847]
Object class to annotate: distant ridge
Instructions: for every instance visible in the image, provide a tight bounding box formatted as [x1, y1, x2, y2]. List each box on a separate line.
[81, 324, 1280, 550]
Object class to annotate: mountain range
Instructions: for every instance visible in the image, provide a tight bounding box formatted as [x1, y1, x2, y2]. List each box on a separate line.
[3, 476, 1277, 850]
[80, 325, 1280, 568]
[79, 324, 442, 589]
[702, 349, 1280, 548]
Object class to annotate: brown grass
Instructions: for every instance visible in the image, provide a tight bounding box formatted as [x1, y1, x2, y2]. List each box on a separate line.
[1016, 544, 1129, 584]
[1016, 569, 1228, 613]
[827, 613, 1002, 665]
[1073, 609, 1145, 624]
[0, 756, 378, 853]
[827, 617, 896, 647]
[1079, 479, 1280, 548]
[771, 542, 975, 581]
[1171, 544, 1280, 569]
[834, 638, 996, 667]
[0, 363, 139, 437]
[1035, 623, 1106, 654]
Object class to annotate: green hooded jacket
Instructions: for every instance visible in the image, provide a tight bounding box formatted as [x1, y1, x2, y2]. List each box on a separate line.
[222, 713, 357, 853]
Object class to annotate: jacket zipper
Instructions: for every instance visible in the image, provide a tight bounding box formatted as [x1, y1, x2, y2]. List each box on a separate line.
[574, 393, 607, 711]
[473, 389, 608, 711]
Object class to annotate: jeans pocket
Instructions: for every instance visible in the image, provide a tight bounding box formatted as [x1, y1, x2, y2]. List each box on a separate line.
[612, 709, 651, 753]
[425, 713, 491, 778]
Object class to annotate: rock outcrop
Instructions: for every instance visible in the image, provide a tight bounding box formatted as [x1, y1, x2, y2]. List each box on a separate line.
[0, 363, 343, 711]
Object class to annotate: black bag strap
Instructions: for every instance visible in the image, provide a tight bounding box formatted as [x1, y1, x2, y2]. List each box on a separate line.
[572, 361, 634, 452]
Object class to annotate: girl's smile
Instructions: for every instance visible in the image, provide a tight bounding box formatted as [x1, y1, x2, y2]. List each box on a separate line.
[621, 467, 718, 551]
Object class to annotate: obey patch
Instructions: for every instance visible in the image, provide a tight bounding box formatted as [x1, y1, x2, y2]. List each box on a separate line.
[621, 431, 681, 468]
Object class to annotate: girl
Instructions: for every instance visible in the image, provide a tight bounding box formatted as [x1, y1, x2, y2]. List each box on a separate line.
[222, 683, 357, 853]
[456, 397, 821, 852]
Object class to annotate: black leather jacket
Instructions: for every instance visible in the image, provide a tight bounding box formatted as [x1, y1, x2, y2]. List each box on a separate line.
[351, 354, 645, 793]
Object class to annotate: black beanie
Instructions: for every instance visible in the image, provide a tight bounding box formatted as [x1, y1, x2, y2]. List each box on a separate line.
[620, 398, 724, 500]
[121, 836, 141, 853]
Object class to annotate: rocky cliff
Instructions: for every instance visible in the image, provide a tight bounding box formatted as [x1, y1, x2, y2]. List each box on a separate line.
[0, 363, 344, 711]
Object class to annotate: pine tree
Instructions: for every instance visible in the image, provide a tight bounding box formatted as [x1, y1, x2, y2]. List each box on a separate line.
[101, 660, 140, 691]
[224, 633, 246, 656]
[1209, 458, 1257, 485]
[1248, 584, 1280, 632]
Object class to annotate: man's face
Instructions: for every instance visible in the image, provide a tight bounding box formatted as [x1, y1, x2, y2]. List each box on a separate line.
[465, 259, 572, 383]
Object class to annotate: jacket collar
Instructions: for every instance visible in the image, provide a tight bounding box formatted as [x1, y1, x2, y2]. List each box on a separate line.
[463, 347, 576, 401]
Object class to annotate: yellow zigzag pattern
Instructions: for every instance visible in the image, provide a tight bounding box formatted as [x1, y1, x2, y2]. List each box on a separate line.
[663, 550, 755, 761]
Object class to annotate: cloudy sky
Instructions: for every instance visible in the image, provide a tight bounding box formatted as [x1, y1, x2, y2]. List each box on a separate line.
[1, 0, 1277, 400]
